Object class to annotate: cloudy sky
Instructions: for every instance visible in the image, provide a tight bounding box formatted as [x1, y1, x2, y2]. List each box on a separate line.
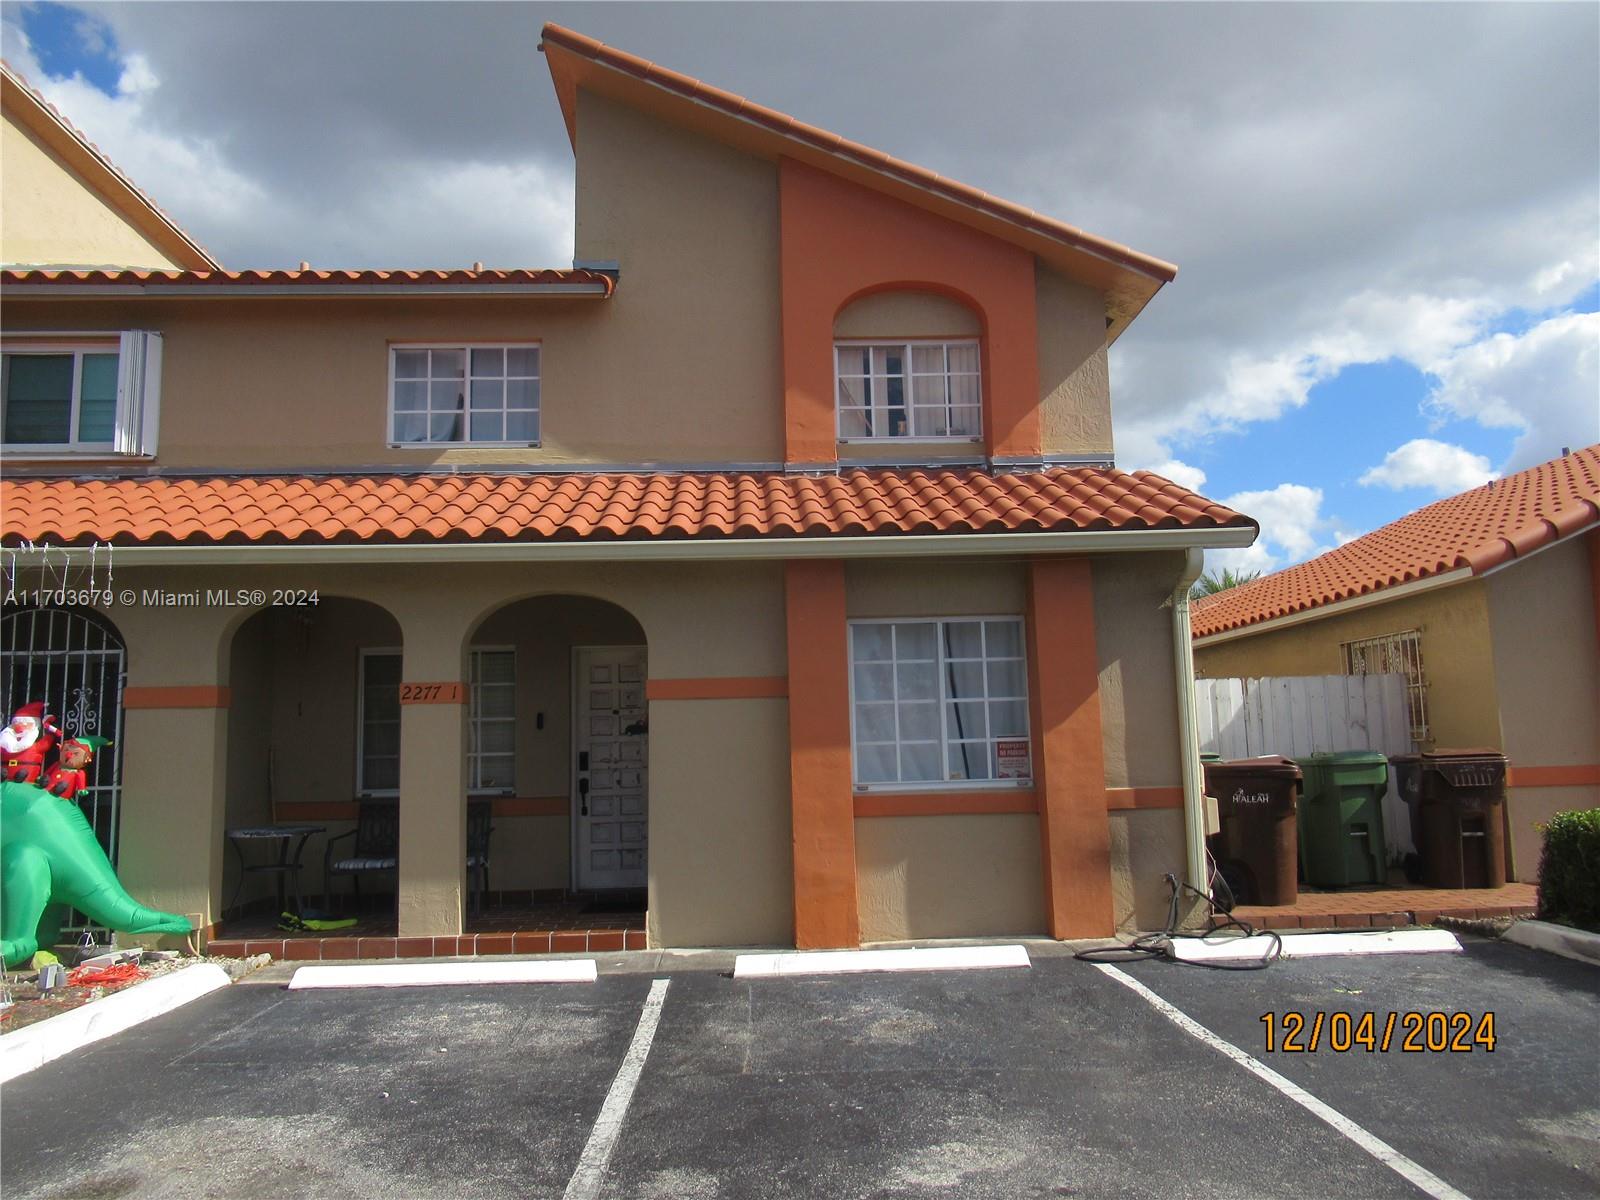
[4, 1, 1597, 573]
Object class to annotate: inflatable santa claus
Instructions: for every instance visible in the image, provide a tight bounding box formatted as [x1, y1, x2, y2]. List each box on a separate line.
[1, 702, 60, 785]
[42, 734, 112, 802]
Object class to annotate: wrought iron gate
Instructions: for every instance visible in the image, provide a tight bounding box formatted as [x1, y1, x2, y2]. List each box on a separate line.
[2, 605, 127, 933]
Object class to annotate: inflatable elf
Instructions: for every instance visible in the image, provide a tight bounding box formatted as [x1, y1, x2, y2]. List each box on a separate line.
[42, 734, 113, 802]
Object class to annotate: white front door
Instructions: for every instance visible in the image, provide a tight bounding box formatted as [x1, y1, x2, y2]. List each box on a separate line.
[574, 646, 648, 890]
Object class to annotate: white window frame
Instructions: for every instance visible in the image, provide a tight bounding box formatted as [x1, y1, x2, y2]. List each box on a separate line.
[848, 615, 1032, 791]
[387, 341, 541, 448]
[834, 338, 982, 443]
[356, 647, 402, 798]
[469, 646, 517, 795]
[1, 331, 162, 456]
[1341, 629, 1430, 743]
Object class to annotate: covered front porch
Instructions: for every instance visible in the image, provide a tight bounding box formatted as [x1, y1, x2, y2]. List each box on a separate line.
[88, 555, 795, 952]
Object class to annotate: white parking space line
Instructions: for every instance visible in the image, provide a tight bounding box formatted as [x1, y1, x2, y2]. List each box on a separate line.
[1093, 964, 1472, 1200]
[734, 944, 1030, 978]
[563, 978, 671, 1200]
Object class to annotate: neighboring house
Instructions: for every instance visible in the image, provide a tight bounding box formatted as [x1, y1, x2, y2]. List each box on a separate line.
[1192, 446, 1600, 881]
[0, 25, 1257, 950]
[0, 62, 219, 271]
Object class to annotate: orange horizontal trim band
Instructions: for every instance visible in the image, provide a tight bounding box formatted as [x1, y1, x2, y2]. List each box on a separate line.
[646, 676, 788, 700]
[123, 685, 230, 709]
[1507, 765, 1600, 788]
[1105, 786, 1185, 810]
[853, 790, 1038, 817]
[273, 796, 570, 823]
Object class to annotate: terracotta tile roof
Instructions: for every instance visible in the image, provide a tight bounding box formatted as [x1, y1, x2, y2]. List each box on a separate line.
[1, 61, 221, 270]
[2, 267, 615, 293]
[1191, 445, 1600, 639]
[539, 23, 1176, 286]
[1, 468, 1251, 547]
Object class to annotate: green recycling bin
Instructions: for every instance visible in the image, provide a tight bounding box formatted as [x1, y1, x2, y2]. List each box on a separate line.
[1295, 751, 1389, 887]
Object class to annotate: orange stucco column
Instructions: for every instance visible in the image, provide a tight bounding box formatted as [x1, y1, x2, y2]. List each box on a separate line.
[784, 558, 860, 948]
[1026, 556, 1115, 938]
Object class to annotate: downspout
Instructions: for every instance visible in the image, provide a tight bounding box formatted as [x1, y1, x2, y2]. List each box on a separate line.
[1171, 548, 1209, 895]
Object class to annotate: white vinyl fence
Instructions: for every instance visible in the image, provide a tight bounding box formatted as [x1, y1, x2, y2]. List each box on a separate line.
[1195, 674, 1417, 860]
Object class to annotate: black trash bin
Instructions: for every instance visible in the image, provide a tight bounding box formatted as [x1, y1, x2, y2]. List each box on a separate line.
[1412, 748, 1509, 888]
[1203, 756, 1302, 906]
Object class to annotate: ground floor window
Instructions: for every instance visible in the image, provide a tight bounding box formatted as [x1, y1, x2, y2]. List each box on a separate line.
[1341, 629, 1429, 742]
[357, 647, 517, 794]
[849, 617, 1031, 787]
[469, 648, 515, 792]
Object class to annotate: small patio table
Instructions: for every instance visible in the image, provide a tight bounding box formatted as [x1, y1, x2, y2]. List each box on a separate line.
[226, 824, 326, 917]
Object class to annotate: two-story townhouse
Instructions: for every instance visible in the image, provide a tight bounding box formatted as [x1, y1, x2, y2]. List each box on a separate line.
[1, 26, 1257, 955]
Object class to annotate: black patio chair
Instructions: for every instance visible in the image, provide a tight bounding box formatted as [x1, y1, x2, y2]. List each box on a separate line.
[323, 798, 495, 914]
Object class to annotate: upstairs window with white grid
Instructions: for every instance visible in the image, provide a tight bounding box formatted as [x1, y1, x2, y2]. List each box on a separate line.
[1342, 629, 1429, 743]
[835, 340, 981, 440]
[390, 344, 539, 446]
[850, 618, 1031, 788]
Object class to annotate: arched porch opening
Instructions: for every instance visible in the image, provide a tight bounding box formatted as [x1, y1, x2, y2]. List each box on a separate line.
[220, 597, 403, 930]
[465, 593, 649, 930]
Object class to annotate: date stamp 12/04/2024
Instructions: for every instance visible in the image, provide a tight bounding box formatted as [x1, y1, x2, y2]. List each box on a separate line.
[1261, 1011, 1497, 1053]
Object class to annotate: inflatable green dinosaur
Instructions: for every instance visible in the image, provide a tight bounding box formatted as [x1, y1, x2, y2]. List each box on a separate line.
[2, 781, 192, 967]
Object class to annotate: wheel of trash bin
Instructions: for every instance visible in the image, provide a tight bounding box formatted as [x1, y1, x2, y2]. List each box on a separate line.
[1216, 859, 1254, 908]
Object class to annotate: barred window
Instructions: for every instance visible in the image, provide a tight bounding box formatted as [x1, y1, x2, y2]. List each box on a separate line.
[1342, 630, 1429, 742]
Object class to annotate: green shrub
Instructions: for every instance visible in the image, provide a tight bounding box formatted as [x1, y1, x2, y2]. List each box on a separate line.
[1535, 808, 1600, 933]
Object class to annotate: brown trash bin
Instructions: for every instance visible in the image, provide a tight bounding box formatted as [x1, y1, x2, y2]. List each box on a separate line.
[1203, 756, 1302, 906]
[1413, 749, 1508, 888]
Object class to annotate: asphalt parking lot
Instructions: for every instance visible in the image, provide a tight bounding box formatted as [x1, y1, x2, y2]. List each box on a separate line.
[2, 936, 1596, 1200]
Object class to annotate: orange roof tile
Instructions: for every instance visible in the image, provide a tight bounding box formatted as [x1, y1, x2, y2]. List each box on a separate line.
[1191, 445, 1600, 639]
[2, 267, 615, 293]
[1, 61, 221, 271]
[1, 468, 1251, 547]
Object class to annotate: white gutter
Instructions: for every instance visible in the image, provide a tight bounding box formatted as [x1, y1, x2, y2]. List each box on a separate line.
[2, 525, 1256, 567]
[1170, 548, 1210, 895]
[1191, 567, 1474, 647]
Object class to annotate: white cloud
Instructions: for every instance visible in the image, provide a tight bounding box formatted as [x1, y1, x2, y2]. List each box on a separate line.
[1208, 482, 1328, 574]
[1359, 438, 1498, 495]
[1424, 311, 1600, 470]
[0, 16, 574, 269]
[1148, 459, 1208, 492]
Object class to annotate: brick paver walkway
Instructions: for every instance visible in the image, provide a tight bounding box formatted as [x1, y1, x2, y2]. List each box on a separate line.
[1236, 882, 1537, 930]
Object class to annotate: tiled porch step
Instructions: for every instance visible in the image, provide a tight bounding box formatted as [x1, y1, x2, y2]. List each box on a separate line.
[207, 928, 647, 961]
[1237, 905, 1536, 931]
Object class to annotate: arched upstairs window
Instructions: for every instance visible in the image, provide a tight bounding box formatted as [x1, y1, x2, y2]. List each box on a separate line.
[833, 291, 983, 443]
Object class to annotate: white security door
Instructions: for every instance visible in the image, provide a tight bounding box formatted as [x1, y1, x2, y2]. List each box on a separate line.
[574, 646, 648, 890]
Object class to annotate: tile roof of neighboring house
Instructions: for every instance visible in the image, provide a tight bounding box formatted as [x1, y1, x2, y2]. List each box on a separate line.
[1, 61, 222, 271]
[1191, 445, 1600, 639]
[0, 468, 1252, 546]
[1, 267, 616, 294]
[537, 24, 1173, 340]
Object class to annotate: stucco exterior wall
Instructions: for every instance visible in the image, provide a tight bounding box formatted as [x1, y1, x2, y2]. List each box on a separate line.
[1036, 263, 1113, 459]
[1092, 552, 1184, 789]
[833, 290, 981, 340]
[1108, 808, 1187, 932]
[1485, 537, 1600, 877]
[572, 88, 783, 464]
[842, 552, 1188, 937]
[856, 814, 1045, 941]
[1193, 580, 1501, 749]
[1, 112, 181, 269]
